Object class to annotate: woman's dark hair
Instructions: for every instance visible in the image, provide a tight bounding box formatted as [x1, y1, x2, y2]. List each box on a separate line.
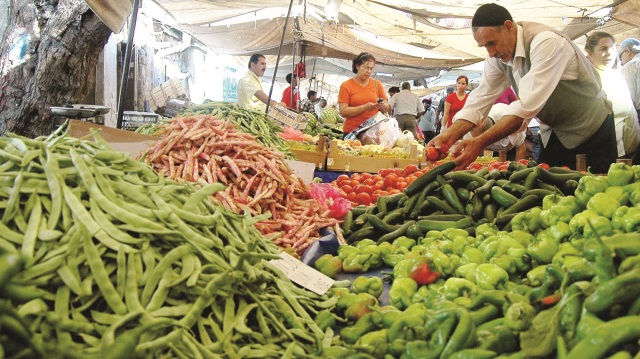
[585, 31, 614, 53]
[585, 31, 618, 68]
[248, 53, 265, 68]
[352, 52, 376, 74]
[456, 75, 469, 85]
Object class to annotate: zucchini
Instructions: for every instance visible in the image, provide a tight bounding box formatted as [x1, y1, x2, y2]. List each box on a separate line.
[490, 186, 518, 208]
[426, 196, 459, 214]
[404, 161, 456, 196]
[376, 220, 416, 244]
[495, 194, 540, 218]
[442, 184, 465, 214]
[445, 171, 489, 186]
[416, 217, 473, 232]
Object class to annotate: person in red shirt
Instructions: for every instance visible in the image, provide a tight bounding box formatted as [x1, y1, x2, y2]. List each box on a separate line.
[338, 52, 390, 136]
[442, 75, 469, 130]
[281, 73, 300, 111]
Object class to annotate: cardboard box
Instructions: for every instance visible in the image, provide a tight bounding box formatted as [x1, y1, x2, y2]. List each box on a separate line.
[284, 159, 316, 183]
[268, 106, 308, 130]
[68, 120, 157, 158]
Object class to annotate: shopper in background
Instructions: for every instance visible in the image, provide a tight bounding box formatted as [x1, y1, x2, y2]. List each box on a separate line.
[494, 86, 518, 105]
[387, 86, 400, 115]
[388, 82, 425, 138]
[442, 75, 469, 130]
[338, 52, 390, 137]
[237, 53, 280, 111]
[315, 98, 328, 117]
[281, 73, 300, 111]
[586, 32, 640, 162]
[418, 98, 437, 143]
[427, 3, 616, 173]
[301, 90, 318, 115]
[435, 86, 454, 135]
[619, 38, 640, 119]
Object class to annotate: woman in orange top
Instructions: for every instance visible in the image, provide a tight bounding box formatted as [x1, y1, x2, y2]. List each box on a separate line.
[338, 53, 390, 136]
[442, 75, 469, 130]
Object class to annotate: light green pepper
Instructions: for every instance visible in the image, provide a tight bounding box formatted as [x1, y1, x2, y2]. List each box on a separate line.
[475, 263, 509, 290]
[586, 192, 620, 219]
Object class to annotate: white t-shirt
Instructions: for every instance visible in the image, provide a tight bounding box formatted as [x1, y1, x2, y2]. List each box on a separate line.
[464, 103, 526, 151]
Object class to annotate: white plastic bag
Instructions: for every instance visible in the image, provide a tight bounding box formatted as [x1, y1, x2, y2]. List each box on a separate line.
[359, 117, 400, 149]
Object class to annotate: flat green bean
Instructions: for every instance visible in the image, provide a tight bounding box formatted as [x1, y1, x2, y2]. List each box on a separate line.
[83, 234, 128, 315]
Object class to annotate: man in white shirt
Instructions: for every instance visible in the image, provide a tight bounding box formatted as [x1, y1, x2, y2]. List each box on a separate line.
[426, 3, 615, 173]
[620, 38, 640, 119]
[388, 82, 425, 138]
[237, 53, 279, 112]
[463, 103, 526, 153]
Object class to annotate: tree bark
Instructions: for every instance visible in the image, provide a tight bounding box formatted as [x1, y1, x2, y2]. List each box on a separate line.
[0, 0, 112, 137]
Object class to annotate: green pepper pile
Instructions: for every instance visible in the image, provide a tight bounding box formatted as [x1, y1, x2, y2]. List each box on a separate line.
[322, 162, 640, 358]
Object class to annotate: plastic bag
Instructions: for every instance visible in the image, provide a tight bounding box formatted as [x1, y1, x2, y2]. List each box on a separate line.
[359, 117, 400, 149]
[309, 183, 352, 219]
[278, 126, 304, 141]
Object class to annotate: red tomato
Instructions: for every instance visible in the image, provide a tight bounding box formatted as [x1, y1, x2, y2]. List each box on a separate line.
[394, 168, 405, 176]
[356, 192, 371, 206]
[498, 164, 509, 171]
[397, 181, 408, 191]
[341, 184, 353, 194]
[404, 164, 419, 176]
[378, 168, 394, 177]
[372, 184, 383, 192]
[336, 175, 350, 183]
[518, 159, 529, 166]
[440, 143, 450, 153]
[360, 172, 372, 180]
[538, 163, 550, 170]
[371, 192, 381, 203]
[426, 147, 439, 161]
[383, 175, 397, 189]
[347, 192, 357, 202]
[349, 180, 360, 188]
[364, 178, 375, 186]
[388, 189, 401, 195]
[356, 185, 373, 195]
[406, 175, 417, 184]
[371, 175, 384, 183]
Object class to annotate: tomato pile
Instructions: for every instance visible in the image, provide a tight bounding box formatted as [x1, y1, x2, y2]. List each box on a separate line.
[331, 164, 426, 206]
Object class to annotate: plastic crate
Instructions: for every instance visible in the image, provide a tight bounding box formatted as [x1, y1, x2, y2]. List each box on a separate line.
[121, 111, 160, 131]
[268, 106, 308, 130]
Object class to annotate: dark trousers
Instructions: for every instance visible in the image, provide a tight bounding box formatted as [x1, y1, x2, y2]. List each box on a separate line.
[537, 114, 616, 174]
[396, 114, 417, 138]
[423, 130, 435, 143]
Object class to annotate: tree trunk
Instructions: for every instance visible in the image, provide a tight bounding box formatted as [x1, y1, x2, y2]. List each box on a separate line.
[0, 0, 112, 137]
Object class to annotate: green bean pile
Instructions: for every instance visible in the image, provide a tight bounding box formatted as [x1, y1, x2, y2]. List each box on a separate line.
[186, 101, 294, 159]
[0, 125, 341, 358]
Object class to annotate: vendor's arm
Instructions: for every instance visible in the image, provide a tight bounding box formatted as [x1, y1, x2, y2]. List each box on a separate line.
[452, 114, 525, 170]
[254, 89, 280, 108]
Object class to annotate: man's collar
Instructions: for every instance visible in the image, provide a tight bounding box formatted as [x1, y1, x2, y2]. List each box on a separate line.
[503, 24, 525, 66]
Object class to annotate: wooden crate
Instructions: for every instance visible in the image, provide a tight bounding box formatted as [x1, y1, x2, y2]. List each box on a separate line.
[326, 140, 421, 173]
[146, 78, 188, 111]
[290, 136, 327, 169]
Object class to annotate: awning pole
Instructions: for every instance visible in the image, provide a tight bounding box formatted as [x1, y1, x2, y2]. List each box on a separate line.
[265, 0, 295, 114]
[116, 0, 141, 129]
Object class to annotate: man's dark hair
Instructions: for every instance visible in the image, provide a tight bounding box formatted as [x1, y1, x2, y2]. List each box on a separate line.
[307, 90, 317, 99]
[286, 73, 296, 84]
[401, 82, 411, 90]
[352, 52, 376, 74]
[472, 3, 513, 29]
[389, 86, 400, 95]
[248, 53, 265, 69]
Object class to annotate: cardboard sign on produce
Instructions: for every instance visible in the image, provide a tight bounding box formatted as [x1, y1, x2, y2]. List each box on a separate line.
[269, 252, 335, 295]
[68, 120, 158, 158]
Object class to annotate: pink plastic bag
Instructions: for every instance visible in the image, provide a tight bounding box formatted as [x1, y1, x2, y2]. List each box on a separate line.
[309, 183, 352, 219]
[278, 126, 304, 141]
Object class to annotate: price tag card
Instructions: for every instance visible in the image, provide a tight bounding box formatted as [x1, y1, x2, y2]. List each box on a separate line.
[269, 252, 335, 295]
